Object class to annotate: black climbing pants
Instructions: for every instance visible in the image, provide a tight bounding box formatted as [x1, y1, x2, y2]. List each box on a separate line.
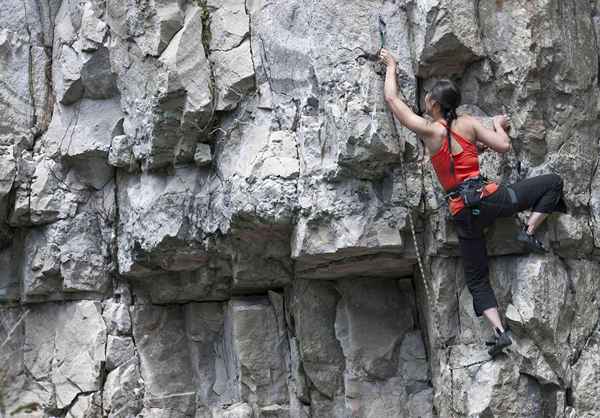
[450, 173, 567, 317]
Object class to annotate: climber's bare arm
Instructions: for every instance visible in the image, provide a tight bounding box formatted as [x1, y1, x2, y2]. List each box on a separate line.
[468, 114, 512, 153]
[380, 49, 437, 144]
[384, 94, 437, 138]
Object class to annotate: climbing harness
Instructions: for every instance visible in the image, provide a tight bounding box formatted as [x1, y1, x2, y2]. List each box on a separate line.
[445, 175, 491, 216]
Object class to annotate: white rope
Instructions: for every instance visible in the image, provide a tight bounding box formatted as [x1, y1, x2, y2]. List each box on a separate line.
[385, 97, 446, 350]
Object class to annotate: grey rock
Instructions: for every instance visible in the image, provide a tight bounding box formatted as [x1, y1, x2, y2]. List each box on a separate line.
[116, 166, 208, 276]
[411, 0, 483, 77]
[38, 98, 122, 191]
[81, 46, 119, 99]
[80, 1, 107, 50]
[106, 335, 135, 371]
[159, 5, 213, 139]
[0, 245, 20, 302]
[589, 161, 600, 247]
[551, 213, 594, 258]
[211, 39, 255, 111]
[309, 391, 347, 418]
[206, 0, 249, 52]
[110, 16, 205, 170]
[1, 0, 57, 46]
[105, 0, 130, 38]
[194, 142, 212, 167]
[108, 134, 135, 169]
[437, 344, 520, 417]
[3, 0, 600, 417]
[507, 255, 573, 379]
[224, 296, 289, 406]
[130, 302, 233, 415]
[55, 44, 84, 105]
[184, 303, 227, 407]
[289, 279, 344, 399]
[566, 260, 600, 355]
[291, 178, 414, 279]
[103, 358, 144, 417]
[400, 331, 430, 391]
[424, 257, 461, 344]
[0, 145, 16, 249]
[0, 29, 50, 144]
[227, 226, 294, 292]
[0, 146, 16, 200]
[210, 108, 300, 230]
[259, 404, 289, 417]
[571, 331, 600, 417]
[103, 301, 133, 336]
[129, 268, 232, 304]
[11, 156, 79, 226]
[131, 304, 196, 404]
[287, 337, 309, 403]
[47, 98, 123, 160]
[217, 402, 253, 418]
[20, 187, 113, 300]
[0, 307, 34, 414]
[407, 389, 434, 418]
[66, 392, 103, 418]
[132, 1, 184, 57]
[335, 278, 414, 379]
[20, 301, 107, 410]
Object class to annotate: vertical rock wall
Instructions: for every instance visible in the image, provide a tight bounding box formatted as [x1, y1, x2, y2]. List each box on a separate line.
[1, 0, 599, 417]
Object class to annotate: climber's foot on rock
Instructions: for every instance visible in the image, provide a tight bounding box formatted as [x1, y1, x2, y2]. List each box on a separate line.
[517, 228, 547, 254]
[486, 328, 512, 358]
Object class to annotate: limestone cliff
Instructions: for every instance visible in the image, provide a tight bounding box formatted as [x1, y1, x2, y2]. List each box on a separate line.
[1, 0, 599, 416]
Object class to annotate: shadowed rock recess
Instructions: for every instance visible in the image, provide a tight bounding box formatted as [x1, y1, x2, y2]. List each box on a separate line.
[1, 0, 600, 416]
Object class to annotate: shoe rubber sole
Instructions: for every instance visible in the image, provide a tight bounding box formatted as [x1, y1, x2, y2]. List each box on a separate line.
[516, 230, 546, 254]
[488, 333, 512, 358]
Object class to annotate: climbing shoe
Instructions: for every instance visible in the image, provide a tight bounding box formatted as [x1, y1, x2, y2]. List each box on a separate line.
[516, 228, 547, 254]
[486, 328, 512, 358]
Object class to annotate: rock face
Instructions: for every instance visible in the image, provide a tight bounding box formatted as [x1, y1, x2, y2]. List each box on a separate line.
[1, 0, 600, 417]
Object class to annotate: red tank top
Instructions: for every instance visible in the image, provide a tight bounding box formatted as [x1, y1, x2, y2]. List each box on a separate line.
[430, 120, 498, 215]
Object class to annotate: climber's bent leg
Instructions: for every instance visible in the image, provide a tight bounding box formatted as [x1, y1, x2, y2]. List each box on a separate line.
[501, 173, 566, 251]
[508, 173, 566, 221]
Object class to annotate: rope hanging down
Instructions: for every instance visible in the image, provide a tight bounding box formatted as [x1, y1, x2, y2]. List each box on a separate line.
[373, 14, 448, 351]
[388, 107, 446, 351]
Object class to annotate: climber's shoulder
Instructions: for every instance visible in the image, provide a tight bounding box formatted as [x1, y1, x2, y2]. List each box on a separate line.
[451, 114, 478, 144]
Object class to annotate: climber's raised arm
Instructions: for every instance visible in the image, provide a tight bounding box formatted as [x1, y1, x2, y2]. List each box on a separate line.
[379, 49, 436, 141]
[469, 114, 512, 153]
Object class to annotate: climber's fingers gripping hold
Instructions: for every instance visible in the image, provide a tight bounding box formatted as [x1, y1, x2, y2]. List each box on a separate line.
[379, 48, 396, 67]
[493, 114, 511, 132]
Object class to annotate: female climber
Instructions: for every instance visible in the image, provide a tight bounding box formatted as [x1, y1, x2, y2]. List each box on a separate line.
[378, 48, 567, 357]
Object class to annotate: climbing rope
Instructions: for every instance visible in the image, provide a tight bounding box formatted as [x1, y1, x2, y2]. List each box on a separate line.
[373, 14, 447, 351]
[389, 115, 447, 351]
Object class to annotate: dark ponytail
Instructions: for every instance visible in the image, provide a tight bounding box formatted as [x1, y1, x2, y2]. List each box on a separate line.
[429, 79, 461, 178]
[443, 107, 458, 176]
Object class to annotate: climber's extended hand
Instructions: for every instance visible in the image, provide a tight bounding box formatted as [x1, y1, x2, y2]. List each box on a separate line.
[493, 114, 511, 132]
[379, 48, 396, 68]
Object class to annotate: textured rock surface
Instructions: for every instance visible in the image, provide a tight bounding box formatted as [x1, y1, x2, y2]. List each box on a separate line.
[2, 0, 600, 417]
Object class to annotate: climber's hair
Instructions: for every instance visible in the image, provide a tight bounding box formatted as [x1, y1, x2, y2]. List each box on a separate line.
[429, 79, 461, 176]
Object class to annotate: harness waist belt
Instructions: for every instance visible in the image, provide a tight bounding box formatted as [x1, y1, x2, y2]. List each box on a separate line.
[444, 175, 487, 199]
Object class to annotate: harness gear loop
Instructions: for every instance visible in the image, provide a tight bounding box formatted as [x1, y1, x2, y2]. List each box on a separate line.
[445, 175, 490, 216]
